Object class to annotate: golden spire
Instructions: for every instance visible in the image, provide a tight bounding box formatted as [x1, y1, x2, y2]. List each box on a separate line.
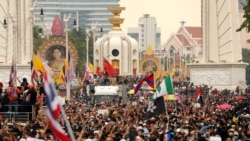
[108, 7, 125, 31]
[145, 44, 154, 56]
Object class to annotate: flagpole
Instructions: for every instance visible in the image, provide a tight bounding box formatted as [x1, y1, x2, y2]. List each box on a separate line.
[153, 71, 156, 90]
[60, 106, 76, 141]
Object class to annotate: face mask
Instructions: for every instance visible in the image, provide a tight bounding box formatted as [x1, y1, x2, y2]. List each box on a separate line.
[233, 135, 239, 140]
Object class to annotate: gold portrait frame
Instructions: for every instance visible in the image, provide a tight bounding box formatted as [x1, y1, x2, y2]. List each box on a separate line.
[37, 37, 79, 67]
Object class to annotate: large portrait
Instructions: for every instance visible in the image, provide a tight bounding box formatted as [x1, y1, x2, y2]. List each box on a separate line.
[45, 45, 68, 84]
[37, 37, 79, 85]
[142, 60, 158, 72]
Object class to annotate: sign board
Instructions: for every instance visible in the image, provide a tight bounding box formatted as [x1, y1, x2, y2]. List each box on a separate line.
[97, 109, 109, 115]
[209, 136, 222, 141]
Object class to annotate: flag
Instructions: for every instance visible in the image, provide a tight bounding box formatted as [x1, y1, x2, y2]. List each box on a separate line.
[9, 56, 16, 84]
[31, 60, 38, 85]
[134, 79, 144, 94]
[33, 54, 45, 73]
[134, 74, 154, 94]
[89, 62, 94, 73]
[144, 96, 166, 119]
[69, 59, 76, 81]
[96, 66, 104, 76]
[82, 63, 93, 82]
[144, 74, 174, 119]
[61, 59, 68, 84]
[152, 75, 174, 100]
[196, 86, 202, 98]
[103, 58, 115, 77]
[43, 72, 71, 141]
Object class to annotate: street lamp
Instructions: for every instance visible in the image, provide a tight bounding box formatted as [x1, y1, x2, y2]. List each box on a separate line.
[3, 18, 7, 29]
[40, 8, 44, 21]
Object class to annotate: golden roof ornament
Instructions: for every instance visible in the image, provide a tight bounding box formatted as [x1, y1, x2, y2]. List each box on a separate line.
[108, 7, 125, 31]
[145, 44, 154, 56]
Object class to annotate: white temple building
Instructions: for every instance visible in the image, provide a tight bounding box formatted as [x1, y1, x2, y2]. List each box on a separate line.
[94, 7, 139, 76]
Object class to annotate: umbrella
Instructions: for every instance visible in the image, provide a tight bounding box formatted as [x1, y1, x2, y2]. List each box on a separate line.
[128, 89, 134, 95]
[217, 103, 231, 110]
[164, 95, 180, 101]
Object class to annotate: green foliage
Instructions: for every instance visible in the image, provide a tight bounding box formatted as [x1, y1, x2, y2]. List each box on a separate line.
[33, 26, 46, 54]
[237, 2, 250, 32]
[68, 28, 87, 77]
[242, 48, 250, 84]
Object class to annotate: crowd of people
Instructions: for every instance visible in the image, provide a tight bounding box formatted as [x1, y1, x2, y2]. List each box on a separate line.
[0, 74, 249, 141]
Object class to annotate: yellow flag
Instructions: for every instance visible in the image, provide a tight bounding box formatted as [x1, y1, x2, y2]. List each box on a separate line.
[33, 54, 45, 73]
[63, 59, 69, 71]
[89, 62, 94, 73]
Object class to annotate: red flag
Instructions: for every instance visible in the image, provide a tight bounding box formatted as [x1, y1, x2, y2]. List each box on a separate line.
[103, 58, 115, 77]
[196, 86, 203, 101]
[96, 66, 104, 76]
[0, 114, 2, 120]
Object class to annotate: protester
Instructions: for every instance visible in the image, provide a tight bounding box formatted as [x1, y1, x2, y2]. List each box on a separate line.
[5, 80, 20, 113]
[0, 75, 250, 141]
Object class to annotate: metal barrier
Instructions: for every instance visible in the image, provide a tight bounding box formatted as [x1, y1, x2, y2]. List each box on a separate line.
[0, 105, 32, 122]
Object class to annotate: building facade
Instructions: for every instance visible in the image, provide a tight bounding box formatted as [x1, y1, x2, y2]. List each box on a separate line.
[94, 7, 139, 76]
[188, 0, 247, 90]
[163, 26, 202, 63]
[0, 0, 33, 64]
[0, 0, 34, 86]
[127, 14, 161, 51]
[34, 0, 120, 34]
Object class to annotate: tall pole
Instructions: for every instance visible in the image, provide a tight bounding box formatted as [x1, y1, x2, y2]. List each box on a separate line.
[85, 28, 90, 96]
[63, 13, 76, 141]
[180, 20, 185, 80]
[91, 22, 97, 66]
[63, 13, 71, 100]
[86, 28, 89, 65]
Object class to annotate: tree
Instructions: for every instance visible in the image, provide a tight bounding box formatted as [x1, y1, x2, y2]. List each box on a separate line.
[237, 1, 250, 32]
[242, 48, 250, 84]
[33, 26, 46, 53]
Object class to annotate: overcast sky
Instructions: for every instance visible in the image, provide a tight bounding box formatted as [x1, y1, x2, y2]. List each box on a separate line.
[119, 0, 201, 44]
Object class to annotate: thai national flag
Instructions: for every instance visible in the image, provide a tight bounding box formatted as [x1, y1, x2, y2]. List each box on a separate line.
[9, 56, 16, 83]
[43, 72, 71, 141]
[31, 60, 38, 85]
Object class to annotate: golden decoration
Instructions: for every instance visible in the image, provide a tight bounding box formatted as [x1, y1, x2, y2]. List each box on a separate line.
[37, 37, 79, 67]
[108, 7, 125, 31]
[139, 55, 161, 73]
[145, 44, 154, 56]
